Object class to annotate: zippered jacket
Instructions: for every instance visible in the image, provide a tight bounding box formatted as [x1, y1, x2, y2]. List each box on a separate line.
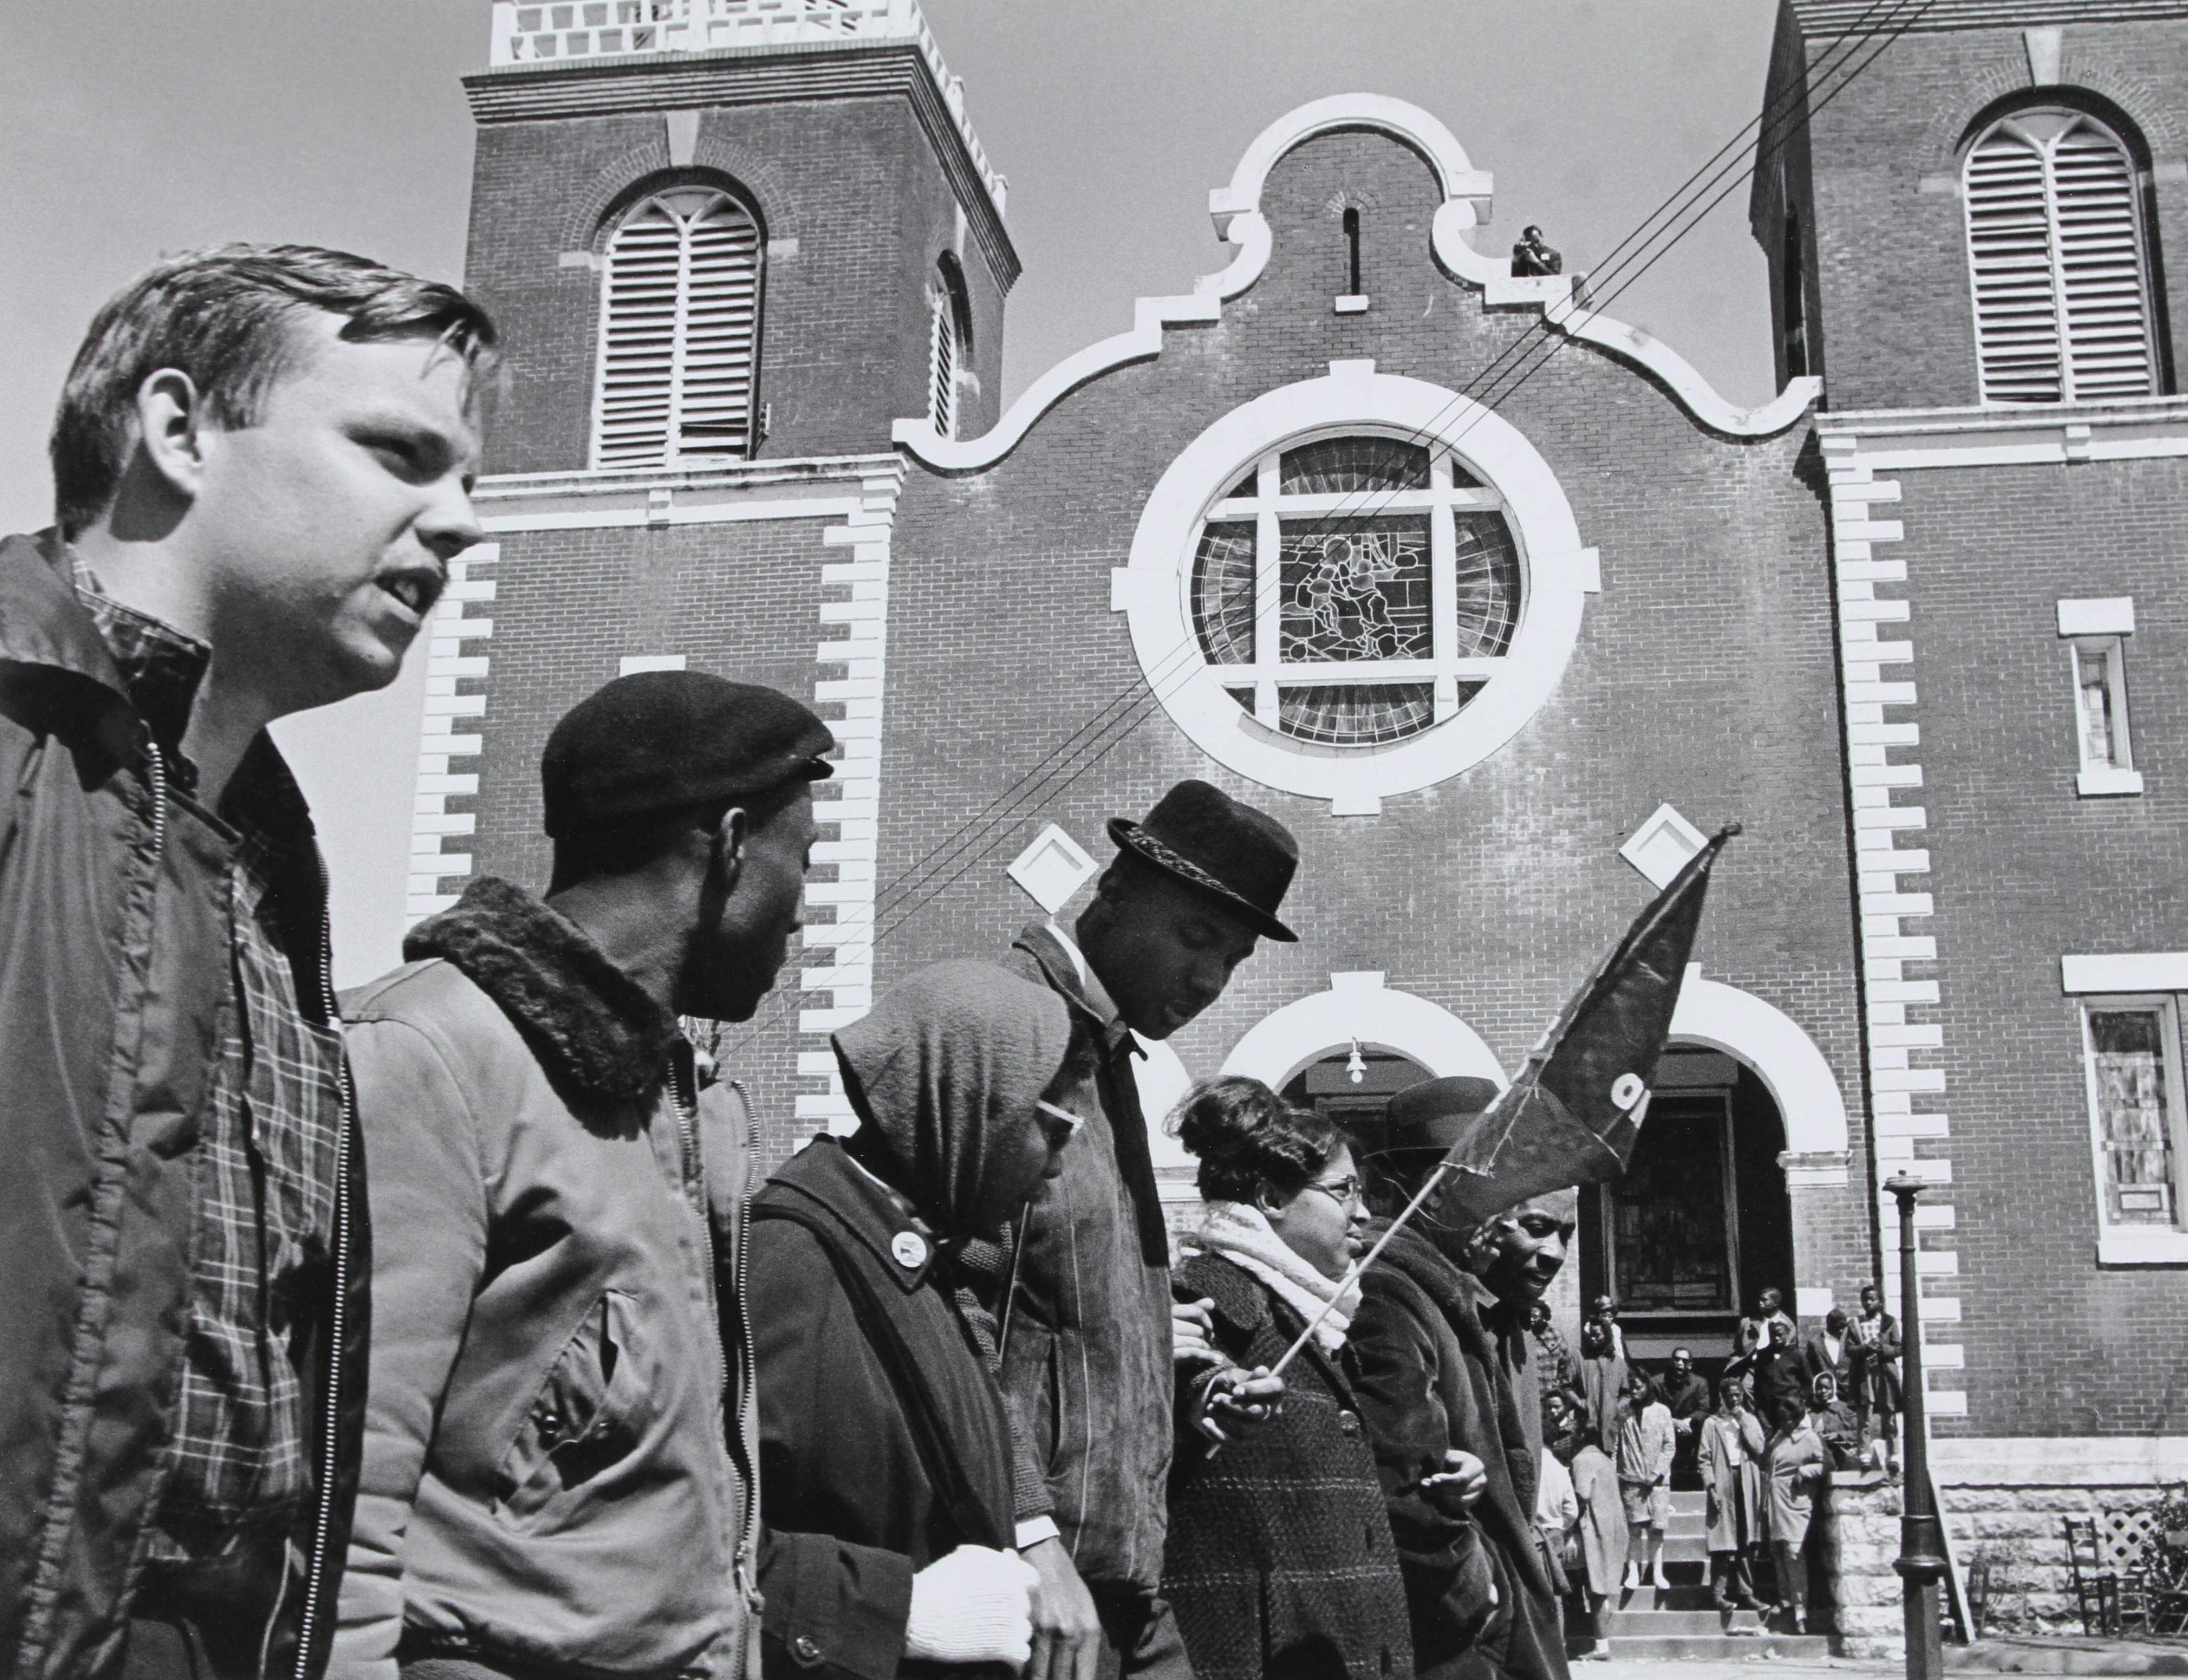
[997, 924, 1175, 1594]
[0, 530, 369, 1680]
[334, 877, 763, 1680]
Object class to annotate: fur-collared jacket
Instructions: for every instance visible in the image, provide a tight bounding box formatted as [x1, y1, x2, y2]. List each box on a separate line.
[333, 878, 763, 1680]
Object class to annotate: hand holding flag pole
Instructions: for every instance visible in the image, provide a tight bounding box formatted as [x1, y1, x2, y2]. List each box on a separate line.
[1244, 824, 1739, 1389]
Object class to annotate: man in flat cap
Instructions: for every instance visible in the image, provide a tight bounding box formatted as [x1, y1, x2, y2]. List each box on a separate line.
[1351, 1077, 1578, 1680]
[998, 779, 1300, 1680]
[334, 670, 831, 1680]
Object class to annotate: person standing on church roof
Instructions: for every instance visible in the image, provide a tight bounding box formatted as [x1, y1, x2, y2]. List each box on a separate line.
[334, 671, 831, 1680]
[998, 778, 1303, 1680]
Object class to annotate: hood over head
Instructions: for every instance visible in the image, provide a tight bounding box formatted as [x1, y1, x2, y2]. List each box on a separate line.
[832, 960, 1072, 1236]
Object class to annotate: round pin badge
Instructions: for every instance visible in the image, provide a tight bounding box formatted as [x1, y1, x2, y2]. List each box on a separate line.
[891, 1230, 929, 1269]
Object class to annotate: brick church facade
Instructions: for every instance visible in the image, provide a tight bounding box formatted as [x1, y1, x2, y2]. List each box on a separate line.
[419, 0, 2187, 1633]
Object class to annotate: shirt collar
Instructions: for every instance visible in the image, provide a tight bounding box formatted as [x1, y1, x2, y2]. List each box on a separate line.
[69, 551, 210, 796]
[1018, 919, 1127, 1040]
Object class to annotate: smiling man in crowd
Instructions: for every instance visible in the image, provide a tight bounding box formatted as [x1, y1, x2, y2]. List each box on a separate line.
[1352, 1076, 1579, 1680]
[1000, 780, 1301, 1680]
[0, 245, 496, 1680]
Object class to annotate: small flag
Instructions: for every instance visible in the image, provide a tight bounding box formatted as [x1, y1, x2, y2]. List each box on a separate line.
[1436, 824, 1738, 1225]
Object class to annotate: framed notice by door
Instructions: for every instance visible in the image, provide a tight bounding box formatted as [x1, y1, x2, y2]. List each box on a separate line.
[1602, 1091, 1741, 1315]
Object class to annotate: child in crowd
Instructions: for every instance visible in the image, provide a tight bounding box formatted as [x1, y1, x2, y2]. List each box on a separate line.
[1568, 1419, 1626, 1659]
[1616, 1371, 1675, 1591]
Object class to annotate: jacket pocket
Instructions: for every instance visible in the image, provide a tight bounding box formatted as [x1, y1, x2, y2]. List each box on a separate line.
[496, 1289, 654, 1533]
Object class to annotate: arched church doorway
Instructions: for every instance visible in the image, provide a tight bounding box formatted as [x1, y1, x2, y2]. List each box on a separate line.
[1578, 1044, 1795, 1369]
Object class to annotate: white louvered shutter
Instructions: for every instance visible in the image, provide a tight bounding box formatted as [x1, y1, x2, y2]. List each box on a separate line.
[1965, 113, 2155, 406]
[1966, 126, 2062, 402]
[928, 288, 959, 440]
[595, 190, 760, 466]
[2053, 122, 2154, 400]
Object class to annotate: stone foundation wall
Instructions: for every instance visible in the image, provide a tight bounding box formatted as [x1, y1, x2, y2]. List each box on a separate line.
[1941, 1480, 2176, 1639]
[1814, 1470, 1909, 1659]
[1812, 1470, 2181, 1657]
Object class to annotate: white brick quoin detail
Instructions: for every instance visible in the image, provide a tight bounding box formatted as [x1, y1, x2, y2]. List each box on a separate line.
[1820, 432, 1966, 1419]
[406, 544, 499, 922]
[794, 462, 909, 1137]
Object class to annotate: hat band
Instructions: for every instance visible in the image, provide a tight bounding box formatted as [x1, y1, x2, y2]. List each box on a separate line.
[1131, 828, 1259, 913]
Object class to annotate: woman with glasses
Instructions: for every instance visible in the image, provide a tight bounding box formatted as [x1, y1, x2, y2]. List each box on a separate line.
[747, 962, 1088, 1678]
[1160, 1076, 1413, 1680]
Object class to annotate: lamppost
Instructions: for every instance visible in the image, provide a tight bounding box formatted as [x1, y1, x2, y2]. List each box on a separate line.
[1885, 1172, 1947, 1680]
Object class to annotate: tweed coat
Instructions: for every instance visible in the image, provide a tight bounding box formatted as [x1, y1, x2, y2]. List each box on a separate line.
[1162, 1253, 1412, 1680]
[1349, 1226, 1568, 1680]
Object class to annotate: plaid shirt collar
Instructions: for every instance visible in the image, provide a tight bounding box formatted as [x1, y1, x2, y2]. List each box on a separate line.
[68, 551, 316, 859]
[68, 550, 209, 798]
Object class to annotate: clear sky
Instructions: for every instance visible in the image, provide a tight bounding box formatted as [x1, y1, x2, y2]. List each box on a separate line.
[1, 0, 1783, 986]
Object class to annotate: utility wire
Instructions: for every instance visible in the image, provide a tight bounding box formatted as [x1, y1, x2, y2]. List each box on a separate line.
[719, 0, 1937, 1061]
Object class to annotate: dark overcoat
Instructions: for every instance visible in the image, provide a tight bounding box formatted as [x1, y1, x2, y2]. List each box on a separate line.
[1349, 1226, 1568, 1680]
[1162, 1253, 1413, 1680]
[750, 1137, 1021, 1680]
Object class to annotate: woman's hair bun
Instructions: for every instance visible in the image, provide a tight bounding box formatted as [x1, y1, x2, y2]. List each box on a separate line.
[1170, 1075, 1282, 1161]
[1169, 1076, 1339, 1203]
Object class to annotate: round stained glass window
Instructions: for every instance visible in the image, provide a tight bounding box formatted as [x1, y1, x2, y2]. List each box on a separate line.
[1186, 433, 1522, 748]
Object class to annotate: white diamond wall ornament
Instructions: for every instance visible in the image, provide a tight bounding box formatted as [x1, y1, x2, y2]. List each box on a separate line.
[1618, 803, 1709, 889]
[1008, 823, 1098, 915]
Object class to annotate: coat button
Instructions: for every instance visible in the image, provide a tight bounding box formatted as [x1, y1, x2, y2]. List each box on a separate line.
[1338, 1410, 1361, 1435]
[791, 1636, 823, 1666]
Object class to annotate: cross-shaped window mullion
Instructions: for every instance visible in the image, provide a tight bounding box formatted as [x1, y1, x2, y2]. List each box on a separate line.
[1220, 445, 1513, 722]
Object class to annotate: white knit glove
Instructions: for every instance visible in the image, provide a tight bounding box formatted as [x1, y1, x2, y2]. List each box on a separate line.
[904, 1545, 1038, 1668]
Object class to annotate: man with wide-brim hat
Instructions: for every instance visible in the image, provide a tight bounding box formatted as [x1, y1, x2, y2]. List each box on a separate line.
[1351, 1075, 1579, 1680]
[998, 779, 1299, 1680]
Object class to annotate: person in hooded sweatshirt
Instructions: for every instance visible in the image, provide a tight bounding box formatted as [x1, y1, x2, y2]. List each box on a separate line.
[747, 962, 1084, 1680]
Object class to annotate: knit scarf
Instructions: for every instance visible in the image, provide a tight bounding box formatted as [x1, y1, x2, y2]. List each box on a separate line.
[1193, 1201, 1359, 1355]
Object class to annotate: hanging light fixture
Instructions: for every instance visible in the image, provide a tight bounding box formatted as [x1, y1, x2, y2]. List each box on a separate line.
[1346, 1038, 1367, 1084]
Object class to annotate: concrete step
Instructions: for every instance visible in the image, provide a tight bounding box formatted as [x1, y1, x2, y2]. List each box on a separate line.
[1604, 1633, 1834, 1661]
[1601, 1607, 1769, 1635]
[1614, 1584, 1731, 1613]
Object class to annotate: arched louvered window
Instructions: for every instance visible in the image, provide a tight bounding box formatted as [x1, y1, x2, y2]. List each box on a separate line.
[1964, 108, 2158, 405]
[594, 186, 761, 466]
[928, 259, 968, 440]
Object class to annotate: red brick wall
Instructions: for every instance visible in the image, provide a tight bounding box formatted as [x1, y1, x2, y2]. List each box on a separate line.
[1760, 10, 2188, 411]
[461, 517, 845, 1125]
[871, 129, 1874, 1300]
[463, 86, 1006, 473]
[1889, 455, 2188, 1437]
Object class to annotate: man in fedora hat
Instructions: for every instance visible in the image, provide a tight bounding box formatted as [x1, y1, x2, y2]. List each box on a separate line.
[998, 779, 1300, 1680]
[1351, 1076, 1578, 1680]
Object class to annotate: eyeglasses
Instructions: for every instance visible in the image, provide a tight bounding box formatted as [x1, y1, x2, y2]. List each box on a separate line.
[1301, 1174, 1363, 1209]
[1035, 1100, 1085, 1142]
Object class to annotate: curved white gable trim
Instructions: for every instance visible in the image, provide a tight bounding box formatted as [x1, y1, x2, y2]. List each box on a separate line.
[895, 93, 1819, 470]
[1668, 965, 1851, 1180]
[1113, 360, 1599, 812]
[1221, 971, 1507, 1095]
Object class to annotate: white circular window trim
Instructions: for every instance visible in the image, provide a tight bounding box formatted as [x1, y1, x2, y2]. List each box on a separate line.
[1112, 360, 1599, 814]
